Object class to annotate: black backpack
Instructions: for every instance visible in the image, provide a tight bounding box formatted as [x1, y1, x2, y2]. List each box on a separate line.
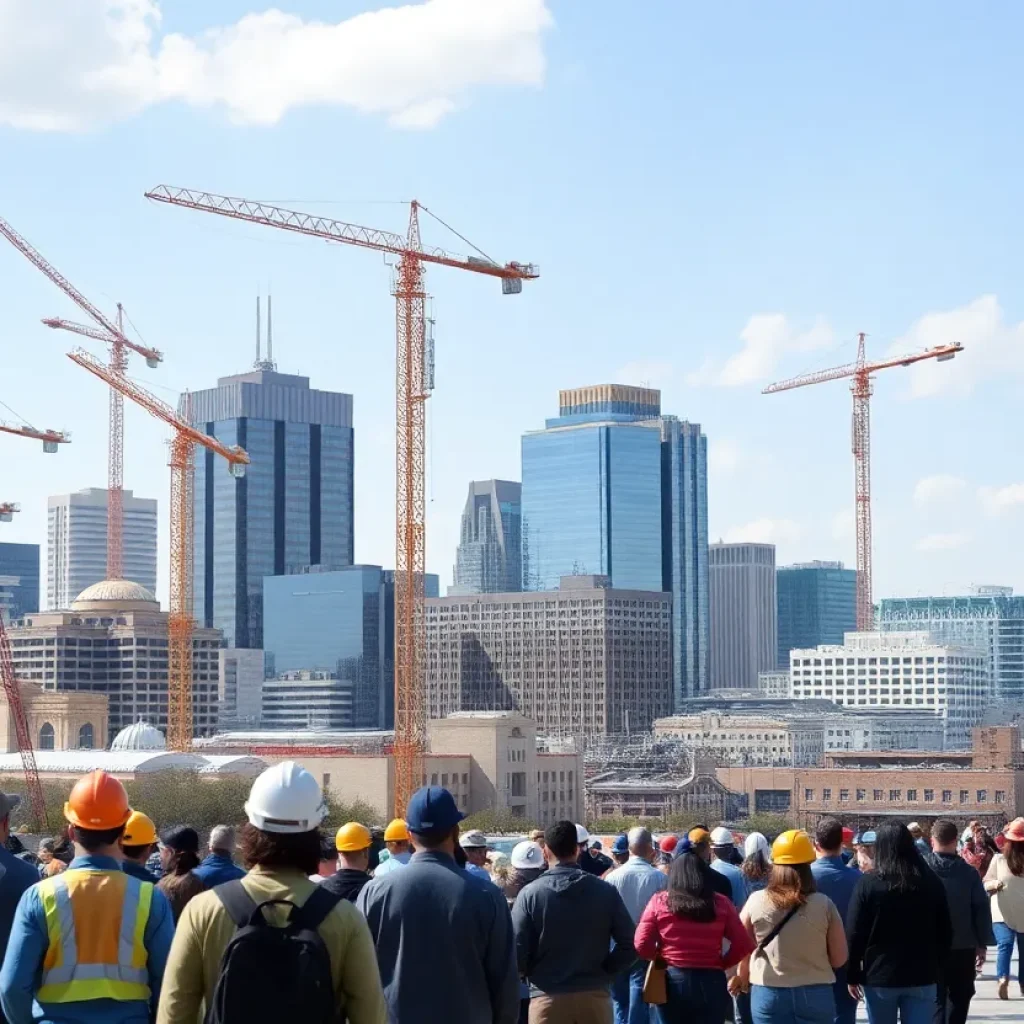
[206, 880, 343, 1024]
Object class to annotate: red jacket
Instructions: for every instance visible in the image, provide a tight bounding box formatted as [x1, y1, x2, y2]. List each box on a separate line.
[635, 891, 755, 970]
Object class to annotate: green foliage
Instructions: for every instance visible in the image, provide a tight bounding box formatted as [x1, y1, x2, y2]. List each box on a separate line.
[460, 808, 540, 835]
[736, 812, 795, 840]
[587, 813, 703, 836]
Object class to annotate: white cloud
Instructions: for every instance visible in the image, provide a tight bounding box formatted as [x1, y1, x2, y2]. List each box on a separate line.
[613, 360, 675, 389]
[889, 295, 1024, 398]
[978, 483, 1024, 517]
[722, 518, 803, 547]
[708, 438, 742, 476]
[915, 532, 971, 552]
[0, 0, 553, 131]
[913, 474, 966, 506]
[687, 314, 834, 388]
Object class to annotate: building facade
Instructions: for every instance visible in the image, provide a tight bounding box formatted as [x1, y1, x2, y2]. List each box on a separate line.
[187, 368, 354, 649]
[9, 580, 222, 738]
[451, 480, 522, 595]
[261, 671, 355, 731]
[217, 648, 265, 729]
[425, 575, 673, 738]
[709, 542, 777, 690]
[0, 543, 40, 620]
[0, 682, 108, 753]
[521, 385, 708, 704]
[879, 589, 1024, 701]
[47, 489, 157, 610]
[777, 561, 857, 669]
[789, 631, 988, 749]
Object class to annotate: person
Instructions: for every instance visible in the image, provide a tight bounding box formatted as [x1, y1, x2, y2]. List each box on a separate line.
[636, 851, 755, 1023]
[323, 821, 373, 903]
[810, 817, 861, 1024]
[513, 820, 635, 1023]
[193, 824, 246, 888]
[359, 786, 518, 1024]
[608, 834, 630, 870]
[983, 816, 1024, 1000]
[121, 809, 160, 883]
[659, 835, 679, 859]
[604, 827, 668, 1024]
[846, 821, 952, 1024]
[590, 841, 613, 875]
[157, 825, 206, 923]
[311, 833, 340, 881]
[0, 771, 174, 1024]
[710, 826, 746, 907]
[928, 818, 992, 1022]
[854, 831, 877, 874]
[962, 826, 996, 877]
[460, 829, 493, 881]
[907, 823, 930, 858]
[841, 827, 857, 867]
[35, 837, 56, 879]
[742, 832, 771, 895]
[373, 818, 412, 875]
[530, 829, 547, 853]
[498, 841, 545, 905]
[156, 761, 386, 1024]
[688, 828, 733, 901]
[575, 826, 606, 877]
[734, 830, 847, 1024]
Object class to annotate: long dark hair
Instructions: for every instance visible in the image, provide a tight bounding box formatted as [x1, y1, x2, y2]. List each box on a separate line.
[1005, 839, 1024, 877]
[742, 849, 771, 882]
[666, 851, 717, 922]
[874, 821, 928, 890]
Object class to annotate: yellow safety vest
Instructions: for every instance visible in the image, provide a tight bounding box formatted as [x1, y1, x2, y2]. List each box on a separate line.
[37, 869, 153, 1004]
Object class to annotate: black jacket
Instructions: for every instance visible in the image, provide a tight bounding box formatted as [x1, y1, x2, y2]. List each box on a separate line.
[928, 852, 994, 950]
[512, 864, 636, 994]
[321, 867, 371, 903]
[846, 869, 953, 986]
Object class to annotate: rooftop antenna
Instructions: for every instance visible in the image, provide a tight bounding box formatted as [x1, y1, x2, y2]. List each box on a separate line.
[254, 290, 277, 372]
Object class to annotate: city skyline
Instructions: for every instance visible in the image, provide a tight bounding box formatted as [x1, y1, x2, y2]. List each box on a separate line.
[3, 3, 1024, 606]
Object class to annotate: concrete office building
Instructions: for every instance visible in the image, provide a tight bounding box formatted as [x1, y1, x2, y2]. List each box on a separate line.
[521, 385, 708, 704]
[187, 361, 354, 650]
[879, 588, 1024, 702]
[8, 580, 222, 738]
[451, 480, 522, 595]
[709, 543, 777, 690]
[789, 631, 987, 749]
[0, 543, 40, 620]
[47, 489, 157, 610]
[218, 648, 265, 729]
[425, 575, 673, 738]
[777, 561, 857, 669]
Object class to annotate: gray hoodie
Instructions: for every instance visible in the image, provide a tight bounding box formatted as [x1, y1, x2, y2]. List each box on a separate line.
[512, 864, 636, 995]
[928, 851, 994, 950]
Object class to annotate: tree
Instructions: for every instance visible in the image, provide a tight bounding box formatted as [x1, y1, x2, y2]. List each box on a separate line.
[460, 808, 539, 834]
[737, 812, 795, 840]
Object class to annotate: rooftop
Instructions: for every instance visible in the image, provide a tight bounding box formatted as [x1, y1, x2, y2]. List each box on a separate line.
[72, 579, 159, 611]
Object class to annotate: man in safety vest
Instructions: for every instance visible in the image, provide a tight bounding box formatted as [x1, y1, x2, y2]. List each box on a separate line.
[0, 770, 175, 1024]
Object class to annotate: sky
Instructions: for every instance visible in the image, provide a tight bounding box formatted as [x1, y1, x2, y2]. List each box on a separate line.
[1, 0, 1023, 604]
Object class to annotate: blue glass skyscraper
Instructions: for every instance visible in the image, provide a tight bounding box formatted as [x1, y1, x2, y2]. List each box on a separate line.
[777, 561, 857, 668]
[521, 385, 708, 704]
[188, 367, 354, 649]
[0, 543, 40, 619]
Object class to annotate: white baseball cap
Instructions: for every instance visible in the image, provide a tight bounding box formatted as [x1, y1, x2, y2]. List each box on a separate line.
[575, 823, 590, 844]
[459, 829, 489, 849]
[744, 832, 769, 857]
[710, 826, 734, 846]
[511, 840, 545, 869]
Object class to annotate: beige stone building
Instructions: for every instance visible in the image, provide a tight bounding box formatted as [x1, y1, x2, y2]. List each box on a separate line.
[0, 683, 109, 753]
[8, 580, 222, 738]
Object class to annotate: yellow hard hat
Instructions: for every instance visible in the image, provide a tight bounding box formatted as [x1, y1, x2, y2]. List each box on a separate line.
[336, 822, 372, 852]
[384, 818, 410, 843]
[122, 810, 158, 846]
[771, 829, 816, 865]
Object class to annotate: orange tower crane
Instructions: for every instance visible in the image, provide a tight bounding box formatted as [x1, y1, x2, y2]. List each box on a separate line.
[763, 333, 962, 629]
[0, 214, 163, 581]
[144, 185, 538, 812]
[68, 348, 249, 750]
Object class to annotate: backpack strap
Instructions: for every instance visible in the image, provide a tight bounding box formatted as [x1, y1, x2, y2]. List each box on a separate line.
[294, 885, 342, 932]
[754, 905, 801, 958]
[215, 879, 260, 928]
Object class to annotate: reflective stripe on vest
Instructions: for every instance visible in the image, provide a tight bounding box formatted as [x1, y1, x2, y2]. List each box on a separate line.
[37, 870, 153, 1004]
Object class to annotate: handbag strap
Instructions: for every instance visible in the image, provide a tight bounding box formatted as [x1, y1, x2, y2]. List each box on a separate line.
[754, 905, 801, 958]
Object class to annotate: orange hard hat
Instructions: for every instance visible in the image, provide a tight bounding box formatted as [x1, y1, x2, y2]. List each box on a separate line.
[64, 770, 131, 831]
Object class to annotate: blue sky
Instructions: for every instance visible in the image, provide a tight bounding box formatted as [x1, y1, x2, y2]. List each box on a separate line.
[1, 0, 1022, 602]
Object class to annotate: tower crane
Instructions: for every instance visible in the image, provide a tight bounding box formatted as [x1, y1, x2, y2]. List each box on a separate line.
[67, 348, 249, 750]
[0, 215, 162, 582]
[0, 504, 20, 523]
[144, 185, 538, 812]
[0, 420, 70, 452]
[763, 333, 962, 629]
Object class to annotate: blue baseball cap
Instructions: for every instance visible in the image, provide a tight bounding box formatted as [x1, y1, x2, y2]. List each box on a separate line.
[405, 785, 464, 834]
[611, 834, 629, 855]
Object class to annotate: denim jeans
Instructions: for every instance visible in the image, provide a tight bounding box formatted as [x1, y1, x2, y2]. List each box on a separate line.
[994, 921, 1024, 982]
[611, 961, 650, 1024]
[863, 985, 936, 1024]
[750, 984, 835, 1024]
[653, 967, 729, 1024]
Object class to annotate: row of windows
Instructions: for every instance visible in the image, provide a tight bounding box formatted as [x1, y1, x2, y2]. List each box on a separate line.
[805, 787, 1006, 804]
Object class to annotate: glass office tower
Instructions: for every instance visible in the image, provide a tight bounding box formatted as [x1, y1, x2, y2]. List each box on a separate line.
[521, 385, 709, 704]
[451, 480, 522, 594]
[777, 561, 857, 668]
[0, 543, 40, 619]
[188, 369, 354, 649]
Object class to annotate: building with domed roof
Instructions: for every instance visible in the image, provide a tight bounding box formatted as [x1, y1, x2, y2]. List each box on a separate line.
[7, 579, 222, 740]
[111, 720, 166, 752]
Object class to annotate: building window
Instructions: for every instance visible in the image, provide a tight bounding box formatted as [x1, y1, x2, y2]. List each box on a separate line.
[907, 789, 917, 802]
[889, 790, 901, 802]
[996, 790, 1006, 804]
[839, 789, 849, 803]
[942, 790, 952, 803]
[856, 789, 866, 801]
[822, 788, 832, 802]
[39, 723, 54, 750]
[924, 789, 934, 802]
[804, 789, 814, 801]
[873, 789, 883, 801]
[322, 773, 331, 790]
[977, 790, 987, 803]
[77, 724, 94, 750]
[960, 790, 969, 804]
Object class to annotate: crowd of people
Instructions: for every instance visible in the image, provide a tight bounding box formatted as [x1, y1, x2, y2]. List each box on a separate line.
[0, 766, 1020, 1024]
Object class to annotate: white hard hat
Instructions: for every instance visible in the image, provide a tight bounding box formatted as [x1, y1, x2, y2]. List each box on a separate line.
[711, 826, 734, 846]
[244, 761, 327, 834]
[511, 841, 545, 869]
[575, 823, 590, 844]
[744, 832, 769, 858]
